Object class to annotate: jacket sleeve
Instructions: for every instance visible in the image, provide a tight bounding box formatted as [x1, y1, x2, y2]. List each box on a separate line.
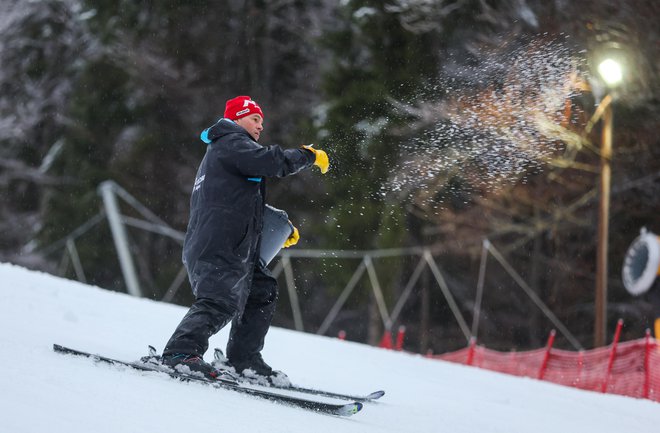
[221, 134, 316, 178]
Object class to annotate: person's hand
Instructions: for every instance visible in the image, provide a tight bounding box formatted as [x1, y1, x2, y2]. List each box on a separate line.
[302, 145, 329, 174]
[283, 226, 300, 248]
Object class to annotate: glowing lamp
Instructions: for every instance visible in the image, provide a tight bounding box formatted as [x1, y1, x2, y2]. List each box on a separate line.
[597, 58, 623, 87]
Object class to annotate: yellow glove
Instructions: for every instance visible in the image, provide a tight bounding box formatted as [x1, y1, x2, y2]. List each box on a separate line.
[302, 145, 329, 174]
[283, 225, 300, 248]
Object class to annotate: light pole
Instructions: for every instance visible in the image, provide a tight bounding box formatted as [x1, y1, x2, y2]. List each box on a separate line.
[593, 57, 623, 348]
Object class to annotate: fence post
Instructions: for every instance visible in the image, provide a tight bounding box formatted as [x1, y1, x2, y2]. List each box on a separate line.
[379, 330, 393, 349]
[538, 329, 556, 380]
[281, 255, 304, 331]
[574, 350, 584, 388]
[466, 337, 477, 366]
[99, 181, 142, 297]
[601, 319, 623, 393]
[395, 326, 406, 351]
[643, 329, 652, 399]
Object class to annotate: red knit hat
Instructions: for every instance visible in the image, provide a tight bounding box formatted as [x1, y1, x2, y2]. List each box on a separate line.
[224, 96, 264, 121]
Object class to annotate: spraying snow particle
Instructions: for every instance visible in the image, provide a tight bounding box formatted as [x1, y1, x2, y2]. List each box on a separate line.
[387, 37, 583, 207]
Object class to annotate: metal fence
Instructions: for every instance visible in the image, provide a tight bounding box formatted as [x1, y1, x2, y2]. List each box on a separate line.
[36, 180, 581, 344]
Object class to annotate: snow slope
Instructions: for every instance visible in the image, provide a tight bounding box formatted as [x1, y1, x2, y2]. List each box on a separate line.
[1, 262, 658, 433]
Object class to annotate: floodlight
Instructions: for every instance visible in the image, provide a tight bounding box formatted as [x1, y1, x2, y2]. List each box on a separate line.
[597, 58, 623, 87]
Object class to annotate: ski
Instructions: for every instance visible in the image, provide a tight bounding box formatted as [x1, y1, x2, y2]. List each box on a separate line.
[212, 347, 384, 402]
[275, 384, 384, 402]
[53, 344, 362, 417]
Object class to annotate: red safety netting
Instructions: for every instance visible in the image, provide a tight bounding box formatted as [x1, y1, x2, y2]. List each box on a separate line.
[433, 334, 660, 403]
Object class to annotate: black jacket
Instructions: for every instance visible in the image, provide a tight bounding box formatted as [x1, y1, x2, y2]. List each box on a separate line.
[183, 118, 315, 306]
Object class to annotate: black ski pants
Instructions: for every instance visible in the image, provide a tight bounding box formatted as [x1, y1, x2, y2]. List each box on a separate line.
[163, 264, 278, 363]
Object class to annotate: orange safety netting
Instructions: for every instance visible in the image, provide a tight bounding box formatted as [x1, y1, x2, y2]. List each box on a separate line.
[433, 334, 660, 403]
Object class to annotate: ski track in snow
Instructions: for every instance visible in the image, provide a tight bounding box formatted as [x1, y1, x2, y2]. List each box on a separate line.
[0, 262, 658, 433]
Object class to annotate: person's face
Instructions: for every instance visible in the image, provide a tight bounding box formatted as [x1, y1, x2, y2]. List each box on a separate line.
[235, 114, 264, 141]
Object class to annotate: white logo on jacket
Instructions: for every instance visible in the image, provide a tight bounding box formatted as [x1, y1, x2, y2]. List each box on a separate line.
[193, 174, 205, 192]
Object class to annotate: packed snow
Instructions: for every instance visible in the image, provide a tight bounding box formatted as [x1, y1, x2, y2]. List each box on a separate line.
[1, 262, 658, 433]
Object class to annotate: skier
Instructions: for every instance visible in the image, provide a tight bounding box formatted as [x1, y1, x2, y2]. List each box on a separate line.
[160, 95, 329, 383]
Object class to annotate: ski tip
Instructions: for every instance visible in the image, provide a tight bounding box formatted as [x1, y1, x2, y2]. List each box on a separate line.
[338, 402, 363, 417]
[366, 390, 385, 400]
